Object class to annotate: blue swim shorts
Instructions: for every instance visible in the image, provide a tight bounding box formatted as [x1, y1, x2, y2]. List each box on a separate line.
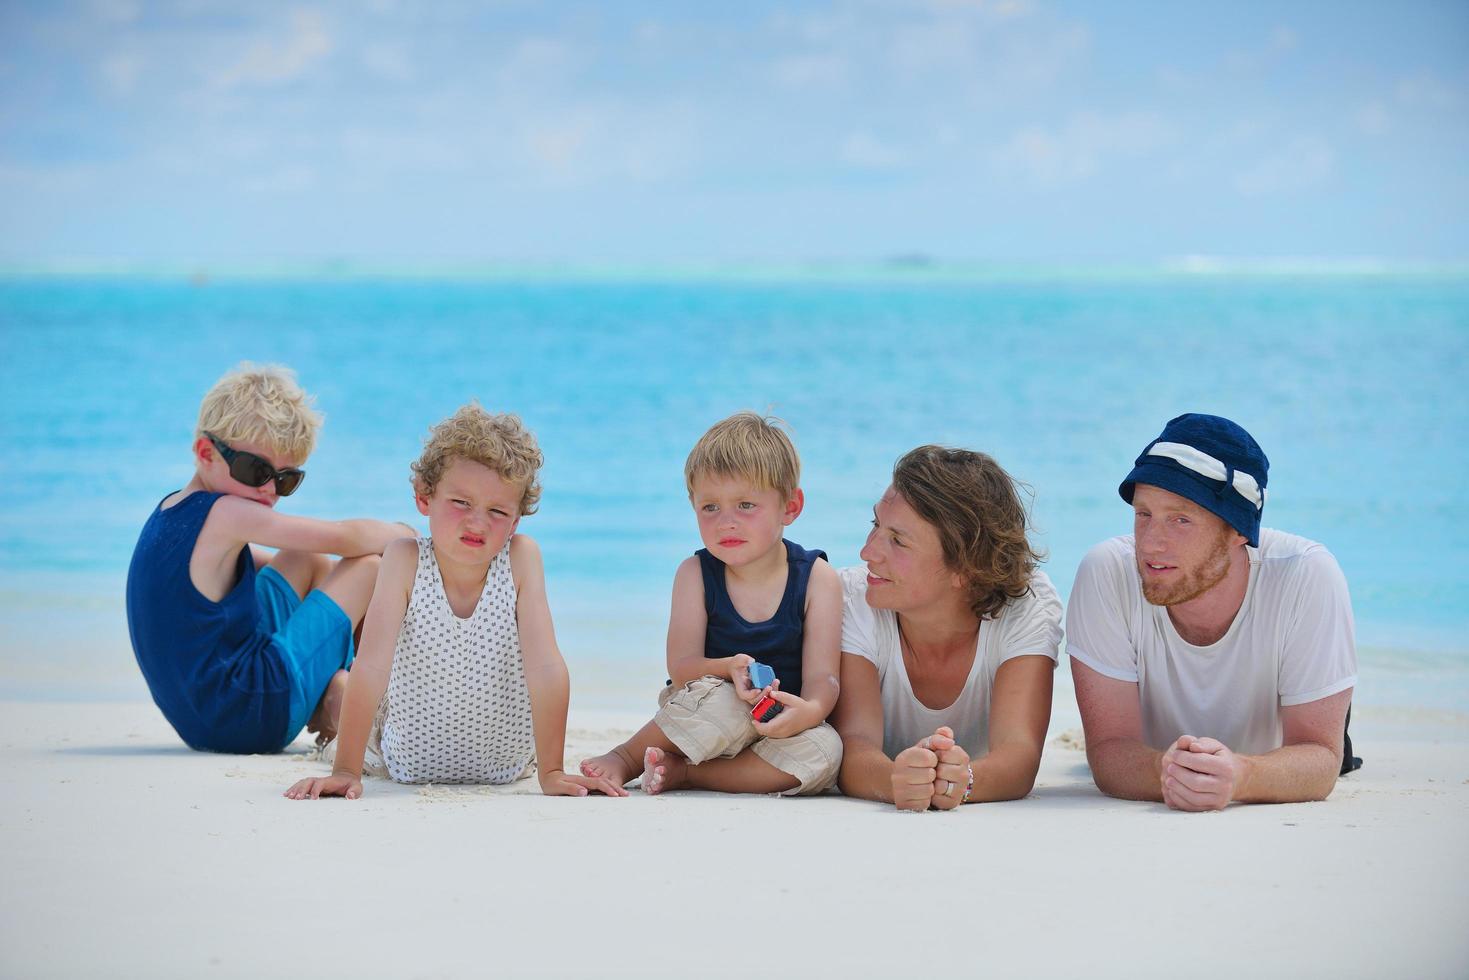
[256, 565, 356, 746]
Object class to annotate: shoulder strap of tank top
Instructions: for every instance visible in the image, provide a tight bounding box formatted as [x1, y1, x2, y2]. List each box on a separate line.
[780, 540, 828, 621]
[483, 536, 515, 597]
[694, 548, 725, 617]
[411, 536, 440, 607]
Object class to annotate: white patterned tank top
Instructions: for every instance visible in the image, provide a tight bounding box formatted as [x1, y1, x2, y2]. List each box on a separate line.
[380, 536, 535, 784]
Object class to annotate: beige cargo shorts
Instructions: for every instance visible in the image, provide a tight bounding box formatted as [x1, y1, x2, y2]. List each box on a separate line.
[654, 675, 842, 796]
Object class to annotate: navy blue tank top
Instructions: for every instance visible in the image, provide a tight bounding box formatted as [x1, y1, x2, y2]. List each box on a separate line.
[696, 539, 827, 698]
[125, 491, 290, 753]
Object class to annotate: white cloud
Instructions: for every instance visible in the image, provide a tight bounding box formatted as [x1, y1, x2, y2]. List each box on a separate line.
[360, 43, 412, 82]
[1155, 65, 1190, 91]
[88, 0, 139, 24]
[526, 116, 594, 173]
[917, 0, 1034, 20]
[840, 131, 907, 170]
[993, 111, 1172, 184]
[510, 100, 702, 187]
[769, 9, 861, 48]
[239, 164, 317, 194]
[214, 9, 333, 89]
[1357, 100, 1391, 136]
[1002, 20, 1089, 88]
[989, 0, 1033, 19]
[141, 127, 282, 179]
[1353, 73, 1460, 138]
[0, 162, 101, 193]
[633, 20, 667, 46]
[338, 127, 469, 175]
[1226, 25, 1297, 73]
[1396, 73, 1459, 109]
[99, 52, 144, 95]
[497, 38, 579, 92]
[770, 1, 1084, 96]
[889, 19, 980, 78]
[770, 53, 849, 90]
[1233, 136, 1334, 196]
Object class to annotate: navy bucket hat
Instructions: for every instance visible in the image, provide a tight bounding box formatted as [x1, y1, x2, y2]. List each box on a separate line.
[1119, 413, 1269, 547]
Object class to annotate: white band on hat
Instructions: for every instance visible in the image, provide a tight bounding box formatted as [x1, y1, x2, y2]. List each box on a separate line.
[1147, 441, 1265, 510]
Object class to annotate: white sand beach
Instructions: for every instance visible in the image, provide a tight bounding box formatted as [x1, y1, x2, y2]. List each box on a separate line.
[5, 3, 1468, 977]
[3, 698, 1466, 979]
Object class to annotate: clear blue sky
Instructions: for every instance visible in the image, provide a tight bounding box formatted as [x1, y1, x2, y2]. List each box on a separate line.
[2, 0, 1467, 266]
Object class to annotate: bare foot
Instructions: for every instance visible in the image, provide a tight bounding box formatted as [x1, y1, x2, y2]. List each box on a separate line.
[579, 745, 641, 787]
[642, 747, 689, 795]
[306, 669, 349, 746]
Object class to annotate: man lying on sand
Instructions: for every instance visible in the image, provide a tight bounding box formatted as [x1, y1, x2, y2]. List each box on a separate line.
[1066, 413, 1361, 811]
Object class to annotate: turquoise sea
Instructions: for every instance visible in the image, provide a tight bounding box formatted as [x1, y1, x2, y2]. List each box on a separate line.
[1, 273, 1466, 731]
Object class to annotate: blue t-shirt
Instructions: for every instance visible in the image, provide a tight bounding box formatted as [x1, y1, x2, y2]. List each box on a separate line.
[696, 539, 827, 698]
[125, 491, 291, 753]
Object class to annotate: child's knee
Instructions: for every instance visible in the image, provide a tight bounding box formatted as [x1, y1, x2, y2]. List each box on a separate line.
[268, 548, 332, 579]
[339, 553, 381, 576]
[655, 677, 755, 763]
[755, 723, 843, 796]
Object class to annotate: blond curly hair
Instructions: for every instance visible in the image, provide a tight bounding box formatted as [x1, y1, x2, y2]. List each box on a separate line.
[196, 363, 321, 461]
[410, 403, 543, 515]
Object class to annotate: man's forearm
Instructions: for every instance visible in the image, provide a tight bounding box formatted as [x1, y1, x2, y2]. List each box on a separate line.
[1235, 743, 1340, 803]
[1086, 737, 1164, 802]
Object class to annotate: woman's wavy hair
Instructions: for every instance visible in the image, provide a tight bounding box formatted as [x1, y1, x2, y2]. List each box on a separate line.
[891, 445, 1044, 621]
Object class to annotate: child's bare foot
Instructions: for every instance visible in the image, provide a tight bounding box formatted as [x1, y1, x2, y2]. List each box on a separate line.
[642, 747, 689, 795]
[578, 745, 640, 787]
[306, 669, 349, 747]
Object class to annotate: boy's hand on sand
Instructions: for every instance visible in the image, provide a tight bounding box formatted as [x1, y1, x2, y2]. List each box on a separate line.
[539, 769, 630, 798]
[749, 686, 813, 739]
[728, 654, 762, 704]
[284, 773, 363, 801]
[926, 726, 969, 811]
[891, 739, 939, 812]
[1162, 736, 1242, 812]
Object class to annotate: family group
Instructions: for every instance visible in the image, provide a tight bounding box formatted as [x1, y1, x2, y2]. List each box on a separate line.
[125, 363, 1359, 813]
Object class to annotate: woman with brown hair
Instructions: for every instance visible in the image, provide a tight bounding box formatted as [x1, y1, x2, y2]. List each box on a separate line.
[831, 446, 1062, 811]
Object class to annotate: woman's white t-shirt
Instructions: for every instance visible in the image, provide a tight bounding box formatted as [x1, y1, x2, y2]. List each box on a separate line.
[839, 566, 1063, 760]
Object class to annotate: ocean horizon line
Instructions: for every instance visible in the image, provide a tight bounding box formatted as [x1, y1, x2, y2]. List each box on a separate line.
[3, 255, 1468, 284]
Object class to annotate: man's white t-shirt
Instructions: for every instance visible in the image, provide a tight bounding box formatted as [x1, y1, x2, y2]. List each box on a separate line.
[840, 565, 1063, 760]
[1065, 528, 1357, 756]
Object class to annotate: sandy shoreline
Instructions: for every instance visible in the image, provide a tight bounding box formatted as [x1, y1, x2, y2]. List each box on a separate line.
[2, 700, 1466, 979]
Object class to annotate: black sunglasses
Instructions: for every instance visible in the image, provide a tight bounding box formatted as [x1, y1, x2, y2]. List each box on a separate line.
[206, 433, 306, 497]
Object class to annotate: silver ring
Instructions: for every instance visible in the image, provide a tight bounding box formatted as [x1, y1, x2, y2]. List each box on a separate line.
[943, 780, 954, 796]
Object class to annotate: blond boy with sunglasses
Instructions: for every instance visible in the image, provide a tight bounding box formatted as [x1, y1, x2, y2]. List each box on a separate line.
[126, 363, 408, 754]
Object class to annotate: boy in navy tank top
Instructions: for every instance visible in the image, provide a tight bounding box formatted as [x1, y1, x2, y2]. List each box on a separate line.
[125, 364, 410, 754]
[580, 412, 844, 796]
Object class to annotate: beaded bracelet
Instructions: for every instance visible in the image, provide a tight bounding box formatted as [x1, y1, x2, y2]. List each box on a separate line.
[961, 765, 975, 804]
